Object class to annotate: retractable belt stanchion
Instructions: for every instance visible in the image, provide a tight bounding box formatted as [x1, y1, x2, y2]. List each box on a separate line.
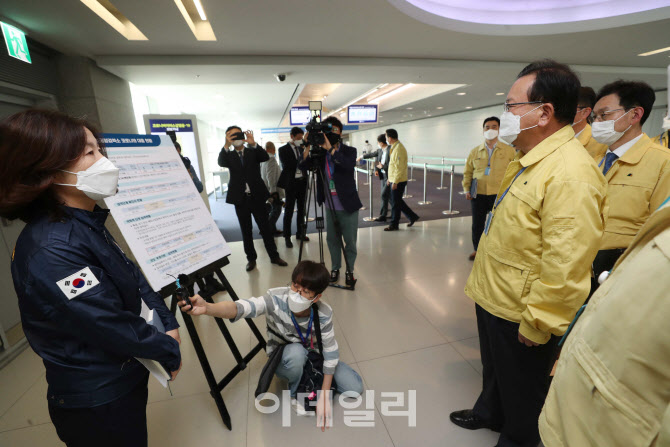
[442, 164, 460, 215]
[418, 163, 432, 205]
[408, 155, 416, 181]
[358, 166, 367, 211]
[363, 160, 370, 186]
[403, 164, 413, 198]
[363, 167, 375, 221]
[437, 156, 448, 190]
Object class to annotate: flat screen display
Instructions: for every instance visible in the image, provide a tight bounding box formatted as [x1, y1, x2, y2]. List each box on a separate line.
[290, 107, 311, 126]
[348, 105, 378, 124]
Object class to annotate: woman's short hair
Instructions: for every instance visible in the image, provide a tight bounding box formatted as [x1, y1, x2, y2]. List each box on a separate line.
[0, 109, 102, 222]
[291, 261, 330, 295]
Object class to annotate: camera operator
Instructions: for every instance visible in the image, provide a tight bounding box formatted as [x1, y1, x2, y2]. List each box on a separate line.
[301, 117, 363, 287]
[218, 127, 288, 272]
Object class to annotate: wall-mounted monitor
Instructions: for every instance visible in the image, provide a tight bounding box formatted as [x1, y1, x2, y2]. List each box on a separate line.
[290, 107, 311, 126]
[348, 105, 378, 124]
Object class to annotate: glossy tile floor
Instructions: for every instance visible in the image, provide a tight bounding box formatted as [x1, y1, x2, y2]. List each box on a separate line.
[0, 217, 501, 447]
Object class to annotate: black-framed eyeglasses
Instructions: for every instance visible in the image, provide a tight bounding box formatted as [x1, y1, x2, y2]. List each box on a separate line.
[503, 101, 543, 113]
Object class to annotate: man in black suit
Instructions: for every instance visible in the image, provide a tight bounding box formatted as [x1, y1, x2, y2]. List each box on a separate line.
[358, 134, 392, 221]
[277, 127, 310, 248]
[218, 126, 288, 272]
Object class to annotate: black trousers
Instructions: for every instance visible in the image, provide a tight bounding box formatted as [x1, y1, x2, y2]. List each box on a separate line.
[379, 176, 391, 218]
[589, 248, 626, 297]
[283, 177, 307, 238]
[390, 181, 418, 228]
[267, 193, 283, 232]
[473, 305, 558, 447]
[471, 194, 496, 251]
[235, 194, 279, 261]
[49, 375, 149, 447]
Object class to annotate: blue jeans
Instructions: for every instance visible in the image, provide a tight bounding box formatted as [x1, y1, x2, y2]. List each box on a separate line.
[274, 343, 364, 398]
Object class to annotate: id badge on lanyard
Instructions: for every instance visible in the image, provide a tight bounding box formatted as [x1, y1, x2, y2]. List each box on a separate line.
[484, 167, 491, 176]
[484, 166, 527, 236]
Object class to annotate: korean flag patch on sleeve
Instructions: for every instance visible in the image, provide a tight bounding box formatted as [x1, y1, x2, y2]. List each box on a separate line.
[56, 267, 100, 299]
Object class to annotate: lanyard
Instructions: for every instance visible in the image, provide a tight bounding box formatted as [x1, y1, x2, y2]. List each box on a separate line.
[325, 154, 334, 178]
[494, 167, 527, 210]
[486, 145, 495, 167]
[290, 308, 314, 348]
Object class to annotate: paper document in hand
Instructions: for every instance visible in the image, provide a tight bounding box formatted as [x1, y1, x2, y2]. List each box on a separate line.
[137, 300, 170, 387]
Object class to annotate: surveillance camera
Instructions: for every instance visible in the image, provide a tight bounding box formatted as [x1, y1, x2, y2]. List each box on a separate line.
[275, 73, 287, 82]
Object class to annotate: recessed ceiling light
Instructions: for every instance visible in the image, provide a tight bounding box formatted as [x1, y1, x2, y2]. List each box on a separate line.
[406, 107, 413, 110]
[174, 0, 216, 40]
[369, 84, 415, 104]
[496, 92, 505, 96]
[465, 106, 472, 109]
[437, 106, 444, 109]
[456, 92, 466, 96]
[638, 46, 670, 56]
[79, 0, 147, 40]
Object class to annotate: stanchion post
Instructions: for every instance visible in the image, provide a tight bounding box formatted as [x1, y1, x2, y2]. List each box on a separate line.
[403, 163, 413, 198]
[437, 156, 448, 190]
[408, 155, 416, 181]
[363, 167, 376, 221]
[418, 163, 432, 205]
[442, 164, 460, 215]
[363, 160, 370, 186]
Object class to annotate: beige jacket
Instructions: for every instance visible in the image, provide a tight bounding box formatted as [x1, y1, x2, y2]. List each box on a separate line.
[539, 198, 670, 447]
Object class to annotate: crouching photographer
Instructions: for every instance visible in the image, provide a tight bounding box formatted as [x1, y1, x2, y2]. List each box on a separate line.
[300, 116, 363, 287]
[179, 261, 363, 431]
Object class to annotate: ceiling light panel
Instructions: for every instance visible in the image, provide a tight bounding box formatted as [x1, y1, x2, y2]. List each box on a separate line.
[80, 0, 147, 40]
[638, 46, 670, 56]
[174, 0, 216, 41]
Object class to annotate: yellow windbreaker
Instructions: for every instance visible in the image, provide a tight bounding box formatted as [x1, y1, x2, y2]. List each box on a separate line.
[464, 126, 608, 344]
[596, 134, 670, 250]
[462, 142, 516, 196]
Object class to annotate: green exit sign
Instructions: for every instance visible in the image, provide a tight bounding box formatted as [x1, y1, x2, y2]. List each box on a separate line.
[1, 22, 31, 64]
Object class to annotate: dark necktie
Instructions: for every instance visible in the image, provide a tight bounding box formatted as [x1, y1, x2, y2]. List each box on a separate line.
[603, 151, 618, 175]
[238, 150, 244, 167]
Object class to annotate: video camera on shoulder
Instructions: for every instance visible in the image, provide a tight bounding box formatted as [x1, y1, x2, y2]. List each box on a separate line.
[305, 101, 340, 157]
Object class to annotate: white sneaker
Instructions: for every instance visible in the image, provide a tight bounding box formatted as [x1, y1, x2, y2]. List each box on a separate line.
[291, 398, 315, 416]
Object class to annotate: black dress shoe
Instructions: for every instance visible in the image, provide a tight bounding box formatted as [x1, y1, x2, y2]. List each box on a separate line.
[408, 216, 420, 227]
[384, 226, 398, 231]
[297, 234, 310, 242]
[372, 216, 387, 222]
[449, 409, 494, 431]
[285, 238, 293, 248]
[271, 257, 288, 266]
[246, 261, 257, 272]
[330, 269, 339, 282]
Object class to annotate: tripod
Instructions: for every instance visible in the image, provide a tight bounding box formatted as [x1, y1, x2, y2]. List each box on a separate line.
[297, 153, 357, 290]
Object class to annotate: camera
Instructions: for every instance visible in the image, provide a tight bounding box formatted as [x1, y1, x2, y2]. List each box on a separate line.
[305, 117, 332, 148]
[275, 73, 287, 82]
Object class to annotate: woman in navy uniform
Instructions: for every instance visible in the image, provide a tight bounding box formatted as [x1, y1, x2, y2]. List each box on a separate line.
[0, 110, 183, 447]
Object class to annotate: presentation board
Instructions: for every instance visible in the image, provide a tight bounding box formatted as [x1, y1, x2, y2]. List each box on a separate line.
[102, 134, 231, 291]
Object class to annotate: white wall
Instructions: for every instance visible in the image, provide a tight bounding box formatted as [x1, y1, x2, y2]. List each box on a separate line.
[349, 105, 501, 174]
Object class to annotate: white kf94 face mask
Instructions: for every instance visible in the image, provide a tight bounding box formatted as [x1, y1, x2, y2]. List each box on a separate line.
[287, 289, 317, 313]
[591, 110, 632, 146]
[499, 104, 544, 145]
[483, 129, 499, 140]
[55, 157, 120, 201]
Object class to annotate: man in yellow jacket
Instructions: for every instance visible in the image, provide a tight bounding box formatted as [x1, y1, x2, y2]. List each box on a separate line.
[539, 196, 670, 447]
[462, 117, 516, 261]
[572, 86, 608, 160]
[384, 128, 419, 231]
[589, 80, 670, 293]
[450, 60, 607, 447]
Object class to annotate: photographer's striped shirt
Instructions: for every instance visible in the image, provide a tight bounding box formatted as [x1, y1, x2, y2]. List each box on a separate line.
[232, 287, 339, 374]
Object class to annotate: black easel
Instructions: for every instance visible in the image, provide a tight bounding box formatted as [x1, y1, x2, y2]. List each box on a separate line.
[159, 256, 266, 430]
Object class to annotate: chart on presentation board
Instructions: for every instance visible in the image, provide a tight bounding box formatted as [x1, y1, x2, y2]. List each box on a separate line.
[102, 134, 231, 291]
